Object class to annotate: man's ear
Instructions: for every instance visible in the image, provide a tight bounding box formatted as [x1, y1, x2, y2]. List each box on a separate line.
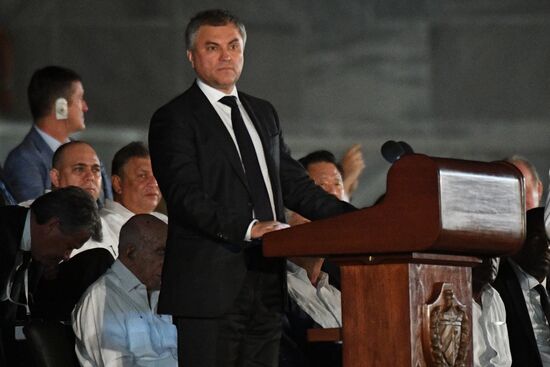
[45, 216, 60, 234]
[50, 169, 60, 189]
[536, 180, 543, 205]
[187, 50, 194, 68]
[124, 244, 137, 260]
[112, 175, 122, 195]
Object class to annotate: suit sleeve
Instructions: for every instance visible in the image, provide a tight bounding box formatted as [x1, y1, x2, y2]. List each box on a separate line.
[149, 105, 252, 244]
[271, 105, 356, 220]
[4, 152, 46, 202]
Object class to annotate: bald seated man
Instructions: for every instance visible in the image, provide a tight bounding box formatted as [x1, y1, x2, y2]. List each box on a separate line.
[73, 214, 177, 367]
[13, 142, 114, 322]
[47, 140, 119, 258]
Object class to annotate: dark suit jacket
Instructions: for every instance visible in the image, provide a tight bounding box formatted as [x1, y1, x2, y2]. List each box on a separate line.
[280, 297, 342, 367]
[4, 126, 112, 203]
[4, 127, 53, 202]
[0, 206, 29, 322]
[149, 82, 355, 318]
[0, 206, 32, 366]
[492, 258, 543, 367]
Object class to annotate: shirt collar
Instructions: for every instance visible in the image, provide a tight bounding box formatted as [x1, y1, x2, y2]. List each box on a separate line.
[111, 259, 145, 293]
[509, 259, 546, 290]
[21, 210, 31, 252]
[105, 199, 134, 218]
[196, 78, 238, 106]
[33, 125, 68, 152]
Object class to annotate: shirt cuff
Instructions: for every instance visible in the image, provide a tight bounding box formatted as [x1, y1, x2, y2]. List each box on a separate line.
[245, 219, 259, 241]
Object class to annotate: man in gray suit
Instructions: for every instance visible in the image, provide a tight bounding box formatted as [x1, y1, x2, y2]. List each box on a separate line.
[3, 66, 112, 203]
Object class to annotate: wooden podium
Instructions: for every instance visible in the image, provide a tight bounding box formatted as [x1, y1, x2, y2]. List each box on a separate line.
[263, 154, 525, 367]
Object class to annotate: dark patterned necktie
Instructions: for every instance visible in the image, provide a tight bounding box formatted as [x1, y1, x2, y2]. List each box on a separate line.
[534, 283, 550, 326]
[219, 96, 273, 221]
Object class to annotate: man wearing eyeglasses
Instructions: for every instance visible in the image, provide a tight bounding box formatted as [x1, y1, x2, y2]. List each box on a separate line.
[0, 187, 101, 367]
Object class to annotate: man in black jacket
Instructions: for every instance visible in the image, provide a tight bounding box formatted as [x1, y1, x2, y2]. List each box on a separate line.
[493, 207, 550, 367]
[0, 187, 101, 366]
[149, 9, 355, 367]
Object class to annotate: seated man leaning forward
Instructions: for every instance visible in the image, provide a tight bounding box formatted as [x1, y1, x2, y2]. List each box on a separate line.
[73, 214, 177, 366]
[73, 142, 167, 258]
[12, 141, 114, 321]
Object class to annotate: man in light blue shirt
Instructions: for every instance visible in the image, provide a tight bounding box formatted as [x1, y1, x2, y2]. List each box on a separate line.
[73, 214, 177, 367]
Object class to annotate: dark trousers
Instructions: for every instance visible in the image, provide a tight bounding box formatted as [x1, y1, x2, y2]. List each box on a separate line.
[175, 247, 284, 367]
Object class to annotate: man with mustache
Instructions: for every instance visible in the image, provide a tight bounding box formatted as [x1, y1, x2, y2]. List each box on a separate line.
[78, 142, 167, 259]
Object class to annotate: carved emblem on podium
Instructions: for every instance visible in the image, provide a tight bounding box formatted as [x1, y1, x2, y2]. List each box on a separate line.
[422, 283, 470, 367]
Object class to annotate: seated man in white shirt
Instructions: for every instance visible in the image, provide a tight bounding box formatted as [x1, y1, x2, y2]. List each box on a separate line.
[73, 214, 177, 367]
[493, 207, 550, 367]
[472, 257, 512, 367]
[280, 150, 346, 367]
[77, 142, 167, 259]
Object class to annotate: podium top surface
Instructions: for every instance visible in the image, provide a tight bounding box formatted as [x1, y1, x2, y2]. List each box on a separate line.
[263, 154, 525, 258]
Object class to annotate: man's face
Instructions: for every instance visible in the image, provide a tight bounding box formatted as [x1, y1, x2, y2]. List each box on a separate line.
[472, 257, 500, 291]
[513, 162, 542, 210]
[65, 81, 88, 133]
[114, 157, 161, 214]
[307, 162, 345, 201]
[187, 24, 244, 94]
[516, 219, 550, 282]
[131, 238, 166, 292]
[31, 216, 90, 267]
[50, 144, 102, 200]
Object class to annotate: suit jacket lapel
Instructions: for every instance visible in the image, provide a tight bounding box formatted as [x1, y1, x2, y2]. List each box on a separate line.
[189, 84, 248, 189]
[503, 260, 540, 344]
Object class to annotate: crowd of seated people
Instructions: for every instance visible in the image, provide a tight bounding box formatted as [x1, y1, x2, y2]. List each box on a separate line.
[0, 60, 549, 367]
[0, 65, 171, 366]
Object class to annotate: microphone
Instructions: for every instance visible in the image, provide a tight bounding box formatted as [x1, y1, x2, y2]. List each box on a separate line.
[381, 140, 414, 163]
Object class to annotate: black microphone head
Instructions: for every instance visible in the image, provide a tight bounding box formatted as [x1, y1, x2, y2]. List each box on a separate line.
[381, 140, 405, 163]
[398, 141, 414, 155]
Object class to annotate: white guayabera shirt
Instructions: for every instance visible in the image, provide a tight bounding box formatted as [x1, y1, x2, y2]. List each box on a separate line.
[73, 260, 177, 367]
[472, 284, 512, 367]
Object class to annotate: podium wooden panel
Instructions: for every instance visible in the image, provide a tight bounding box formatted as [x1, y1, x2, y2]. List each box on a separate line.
[263, 154, 525, 367]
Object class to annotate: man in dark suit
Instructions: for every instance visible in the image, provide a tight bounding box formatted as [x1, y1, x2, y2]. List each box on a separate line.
[0, 186, 102, 366]
[149, 9, 356, 367]
[3, 65, 112, 203]
[493, 207, 550, 367]
[0, 165, 16, 206]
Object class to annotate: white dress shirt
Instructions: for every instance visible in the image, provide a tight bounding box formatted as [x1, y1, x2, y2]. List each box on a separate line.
[286, 261, 341, 329]
[34, 125, 68, 152]
[196, 79, 277, 239]
[472, 284, 512, 367]
[510, 260, 550, 366]
[72, 260, 177, 367]
[71, 199, 168, 258]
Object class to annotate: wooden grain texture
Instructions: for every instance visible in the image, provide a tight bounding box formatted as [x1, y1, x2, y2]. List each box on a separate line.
[263, 154, 524, 258]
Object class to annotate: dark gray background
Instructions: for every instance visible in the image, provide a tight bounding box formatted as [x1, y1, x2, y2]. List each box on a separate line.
[1, 0, 549, 206]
